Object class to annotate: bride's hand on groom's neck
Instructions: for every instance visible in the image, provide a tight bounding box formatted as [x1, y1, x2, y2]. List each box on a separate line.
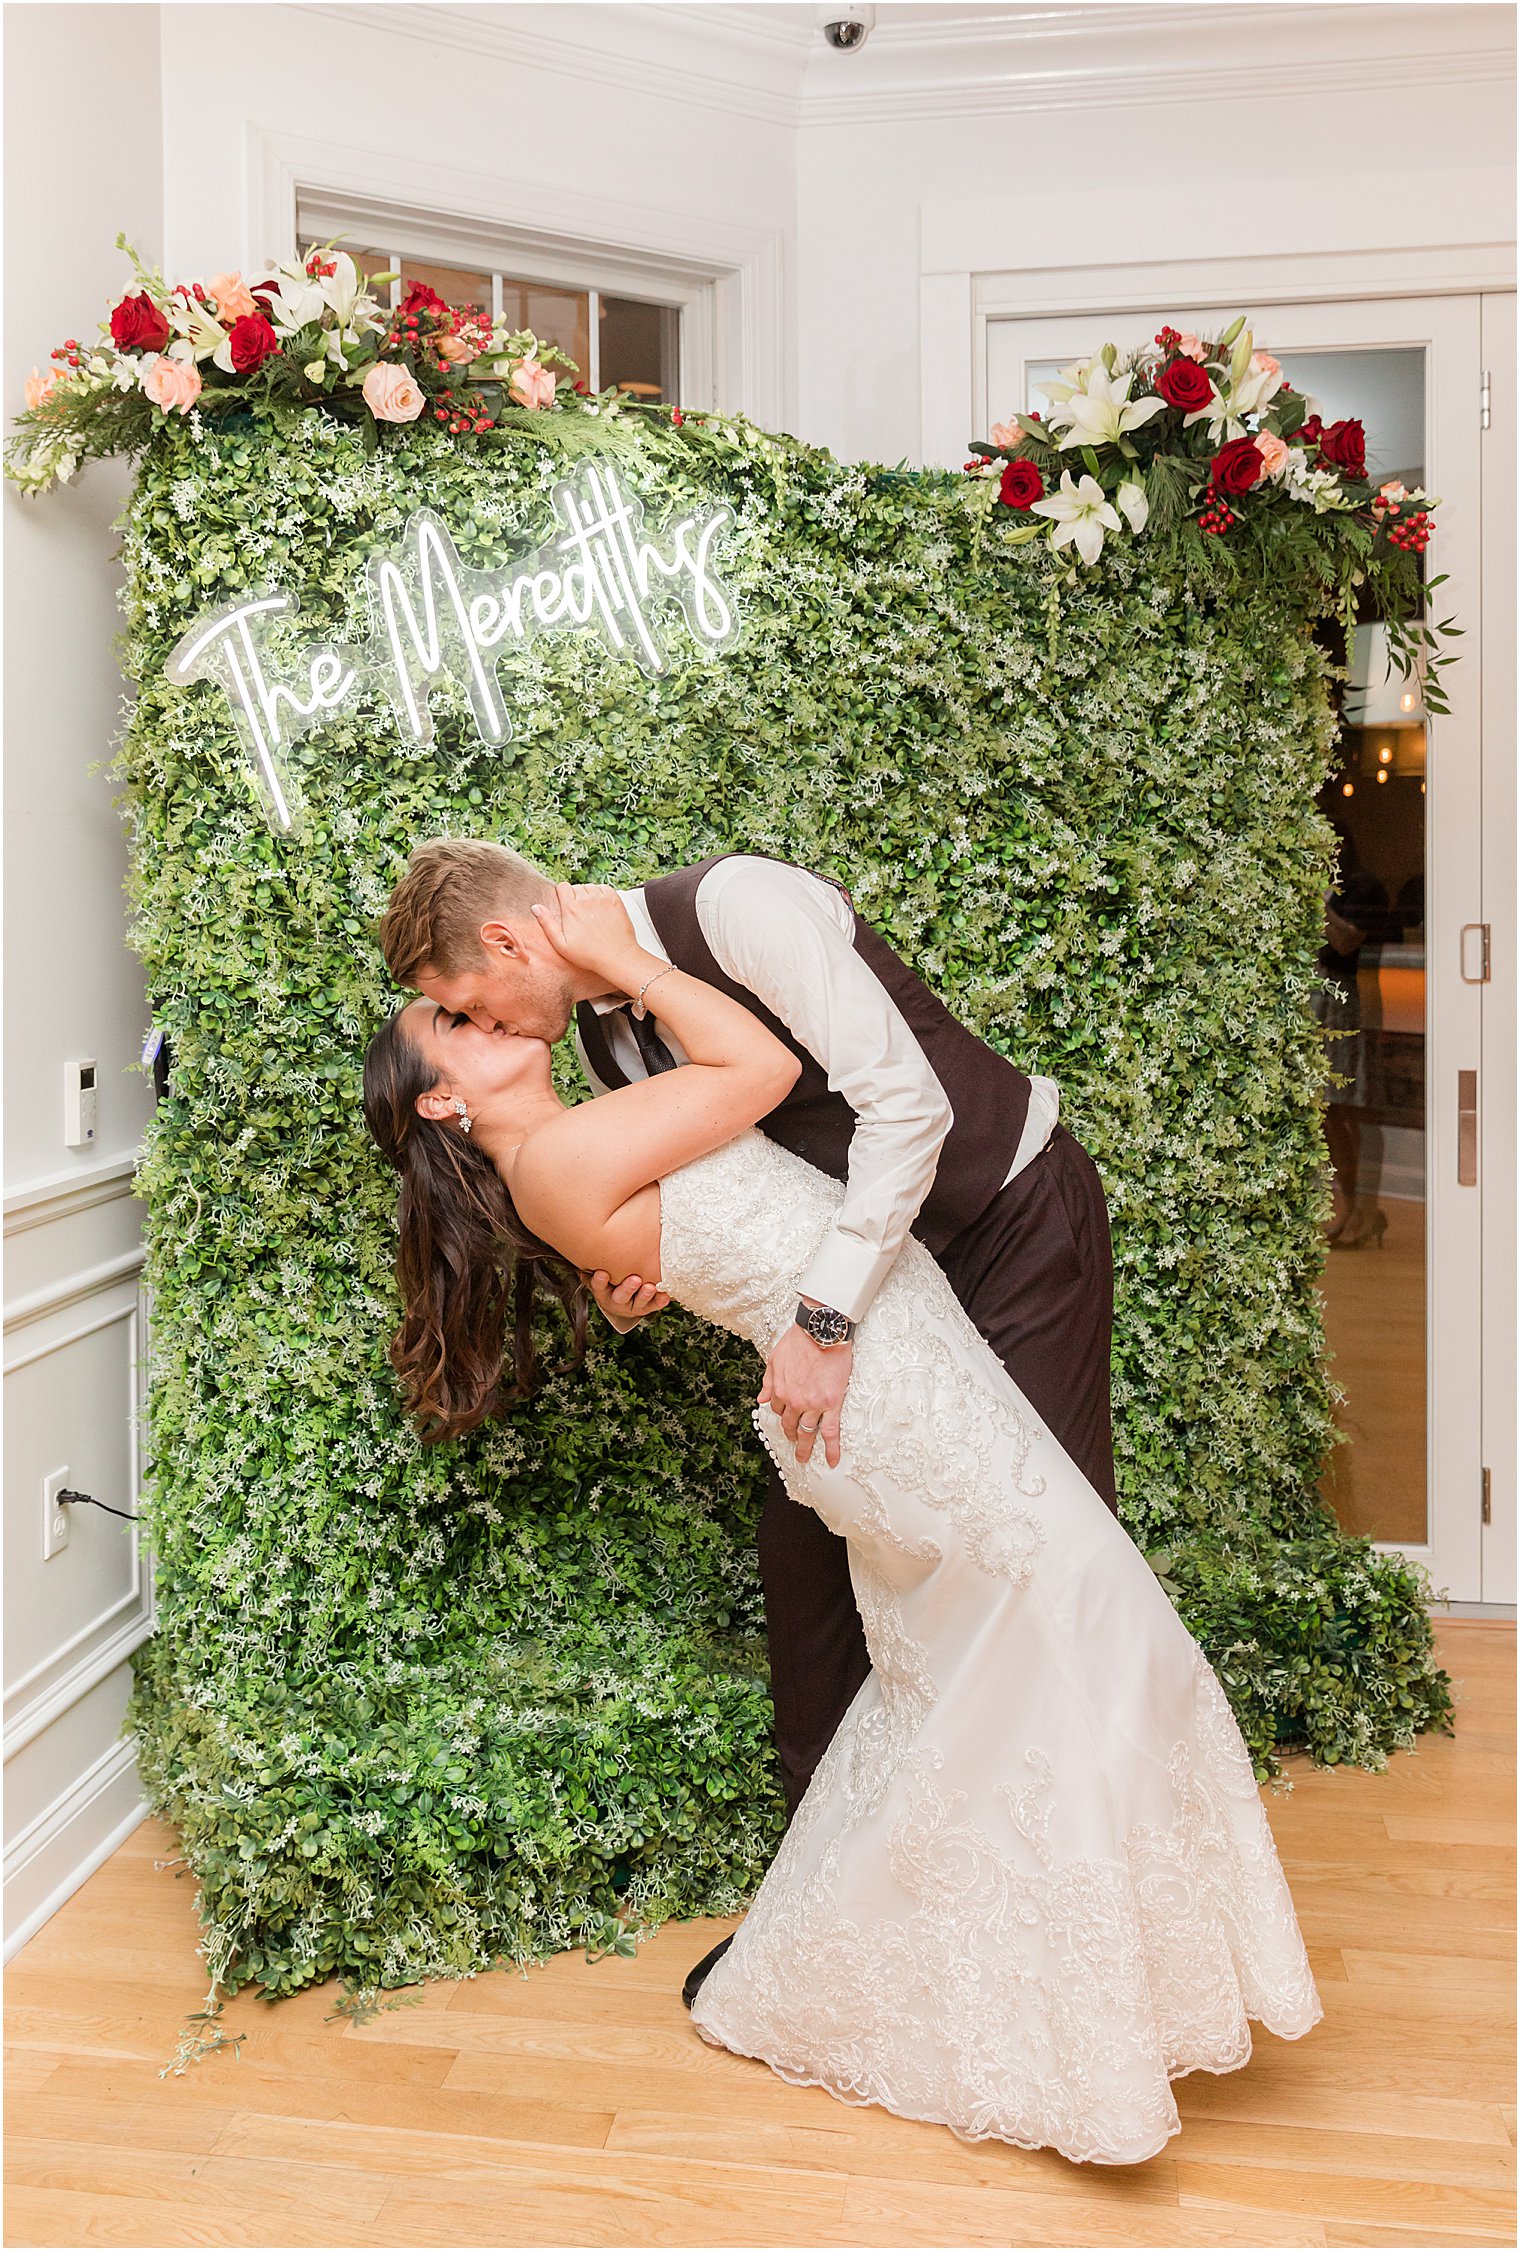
[531, 883, 648, 991]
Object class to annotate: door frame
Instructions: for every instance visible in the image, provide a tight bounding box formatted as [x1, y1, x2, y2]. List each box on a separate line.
[936, 254, 1515, 1610]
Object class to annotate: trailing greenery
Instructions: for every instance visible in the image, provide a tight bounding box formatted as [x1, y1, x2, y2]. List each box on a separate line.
[112, 396, 1452, 2005]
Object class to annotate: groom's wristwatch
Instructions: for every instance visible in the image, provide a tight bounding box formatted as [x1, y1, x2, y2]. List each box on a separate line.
[795, 1299, 856, 1349]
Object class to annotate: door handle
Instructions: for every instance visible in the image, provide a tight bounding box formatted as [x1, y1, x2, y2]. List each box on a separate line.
[1461, 923, 1491, 982]
[1457, 1068, 1478, 1186]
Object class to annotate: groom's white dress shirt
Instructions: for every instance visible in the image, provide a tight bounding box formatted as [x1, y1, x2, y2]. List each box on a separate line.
[574, 856, 1059, 1325]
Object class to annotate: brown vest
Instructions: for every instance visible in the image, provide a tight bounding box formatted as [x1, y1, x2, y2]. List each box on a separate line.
[574, 854, 1034, 1255]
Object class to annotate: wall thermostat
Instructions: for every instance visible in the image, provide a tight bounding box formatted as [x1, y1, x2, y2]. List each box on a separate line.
[64, 1058, 97, 1148]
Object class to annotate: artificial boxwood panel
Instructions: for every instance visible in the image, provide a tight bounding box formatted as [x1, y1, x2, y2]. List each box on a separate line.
[117, 403, 1451, 2001]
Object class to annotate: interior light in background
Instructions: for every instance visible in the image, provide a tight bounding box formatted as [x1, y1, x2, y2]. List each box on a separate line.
[1342, 781, 1355, 796]
[1344, 620, 1426, 726]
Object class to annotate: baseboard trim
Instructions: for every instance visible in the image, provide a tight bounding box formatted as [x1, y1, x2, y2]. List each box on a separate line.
[1429, 1601, 1516, 1622]
[3, 1735, 149, 1961]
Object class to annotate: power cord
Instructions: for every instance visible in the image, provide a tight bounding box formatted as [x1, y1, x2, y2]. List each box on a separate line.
[59, 1489, 140, 1524]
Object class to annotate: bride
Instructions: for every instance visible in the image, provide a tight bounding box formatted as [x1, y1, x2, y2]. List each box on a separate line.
[362, 882, 1323, 2167]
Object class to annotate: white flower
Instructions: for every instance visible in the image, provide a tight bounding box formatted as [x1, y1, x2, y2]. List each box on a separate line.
[1041, 360, 1166, 448]
[1029, 469, 1122, 564]
[1282, 448, 1346, 512]
[1115, 478, 1149, 533]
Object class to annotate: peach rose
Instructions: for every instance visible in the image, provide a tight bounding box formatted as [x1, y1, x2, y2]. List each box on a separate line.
[208, 272, 259, 321]
[508, 357, 557, 410]
[362, 362, 426, 423]
[24, 366, 57, 410]
[1255, 431, 1289, 476]
[1251, 350, 1282, 377]
[436, 334, 479, 367]
[989, 420, 1021, 450]
[142, 355, 203, 414]
[1175, 331, 1208, 362]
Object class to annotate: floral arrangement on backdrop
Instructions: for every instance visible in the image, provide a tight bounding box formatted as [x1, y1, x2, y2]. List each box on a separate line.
[7, 237, 695, 492]
[963, 315, 1455, 712]
[9, 254, 1456, 712]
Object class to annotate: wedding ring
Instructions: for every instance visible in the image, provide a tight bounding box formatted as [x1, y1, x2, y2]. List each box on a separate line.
[799, 1418, 820, 1434]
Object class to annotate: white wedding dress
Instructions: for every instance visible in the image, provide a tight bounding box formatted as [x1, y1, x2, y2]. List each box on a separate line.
[656, 1127, 1323, 2167]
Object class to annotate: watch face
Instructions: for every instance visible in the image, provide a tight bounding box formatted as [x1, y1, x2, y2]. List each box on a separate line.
[806, 1305, 851, 1346]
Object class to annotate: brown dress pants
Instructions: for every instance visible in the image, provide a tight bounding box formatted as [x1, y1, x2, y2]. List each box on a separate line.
[755, 1121, 1119, 1819]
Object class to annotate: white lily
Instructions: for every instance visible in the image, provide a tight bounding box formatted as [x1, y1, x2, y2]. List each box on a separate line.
[1044, 361, 1167, 449]
[1115, 478, 1149, 533]
[1029, 469, 1122, 564]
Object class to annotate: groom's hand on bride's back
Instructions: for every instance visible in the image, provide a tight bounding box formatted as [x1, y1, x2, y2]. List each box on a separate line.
[586, 1269, 670, 1334]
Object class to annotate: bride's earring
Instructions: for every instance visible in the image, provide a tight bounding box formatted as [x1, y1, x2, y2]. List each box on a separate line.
[453, 1097, 473, 1135]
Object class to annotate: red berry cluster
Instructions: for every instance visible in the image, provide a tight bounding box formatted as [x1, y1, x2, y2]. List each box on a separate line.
[1197, 497, 1236, 535]
[51, 338, 83, 369]
[1386, 509, 1432, 553]
[1154, 326, 1183, 351]
[304, 252, 338, 280]
[430, 383, 493, 435]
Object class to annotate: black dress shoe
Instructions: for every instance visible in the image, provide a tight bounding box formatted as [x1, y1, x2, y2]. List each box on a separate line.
[681, 1932, 735, 2010]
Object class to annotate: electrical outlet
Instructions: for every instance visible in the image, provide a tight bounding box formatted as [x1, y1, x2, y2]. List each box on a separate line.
[43, 1466, 70, 1559]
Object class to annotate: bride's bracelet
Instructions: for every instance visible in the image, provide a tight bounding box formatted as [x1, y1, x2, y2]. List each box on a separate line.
[631, 962, 677, 1019]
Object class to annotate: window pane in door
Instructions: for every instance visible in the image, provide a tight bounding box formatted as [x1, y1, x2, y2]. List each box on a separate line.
[600, 295, 680, 404]
[1282, 347, 1429, 1550]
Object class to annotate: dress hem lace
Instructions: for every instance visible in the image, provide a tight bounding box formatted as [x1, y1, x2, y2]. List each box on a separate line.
[694, 1992, 1327, 2168]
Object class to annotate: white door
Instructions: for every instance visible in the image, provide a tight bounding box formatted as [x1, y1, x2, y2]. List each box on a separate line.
[985, 295, 1501, 1604]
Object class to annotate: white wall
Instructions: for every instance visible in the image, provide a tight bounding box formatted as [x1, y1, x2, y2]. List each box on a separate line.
[158, 2, 801, 428]
[3, 1, 163, 1950]
[794, 2, 1516, 465]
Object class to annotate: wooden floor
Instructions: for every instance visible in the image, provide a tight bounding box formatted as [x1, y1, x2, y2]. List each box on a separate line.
[5, 1619, 1513, 2250]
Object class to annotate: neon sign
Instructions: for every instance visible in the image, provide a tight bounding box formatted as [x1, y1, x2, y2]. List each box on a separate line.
[165, 460, 741, 832]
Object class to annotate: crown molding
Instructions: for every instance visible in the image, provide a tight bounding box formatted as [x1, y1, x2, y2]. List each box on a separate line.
[292, 2, 1512, 131]
[801, 39, 1514, 127]
[294, 3, 803, 126]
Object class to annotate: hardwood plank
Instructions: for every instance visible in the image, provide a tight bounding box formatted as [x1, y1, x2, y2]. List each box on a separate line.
[1322, 2224, 1520, 2249]
[1178, 2158, 1515, 2236]
[209, 2105, 849, 2220]
[32, 2054, 614, 2151]
[0, 2187, 402, 2251]
[605, 2106, 1180, 2200]
[836, 2172, 1329, 2248]
[4, 2139, 392, 2228]
[1, 2048, 60, 2096]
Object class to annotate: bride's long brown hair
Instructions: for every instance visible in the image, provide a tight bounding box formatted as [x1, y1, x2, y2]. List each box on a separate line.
[362, 1008, 590, 1443]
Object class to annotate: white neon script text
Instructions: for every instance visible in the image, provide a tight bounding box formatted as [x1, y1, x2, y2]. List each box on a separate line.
[165, 462, 740, 831]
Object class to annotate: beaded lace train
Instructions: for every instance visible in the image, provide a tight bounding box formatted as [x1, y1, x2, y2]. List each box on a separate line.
[658, 1129, 1323, 2167]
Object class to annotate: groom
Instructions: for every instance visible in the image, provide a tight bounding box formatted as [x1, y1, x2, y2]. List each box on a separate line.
[380, 840, 1119, 1998]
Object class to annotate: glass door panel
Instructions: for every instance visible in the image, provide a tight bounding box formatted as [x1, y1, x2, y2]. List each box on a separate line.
[987, 297, 1484, 1597]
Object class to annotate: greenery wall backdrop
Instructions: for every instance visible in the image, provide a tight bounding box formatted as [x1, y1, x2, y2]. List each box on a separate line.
[88, 381, 1454, 2009]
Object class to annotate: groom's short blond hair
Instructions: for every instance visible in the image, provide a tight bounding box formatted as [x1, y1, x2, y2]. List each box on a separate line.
[379, 839, 554, 987]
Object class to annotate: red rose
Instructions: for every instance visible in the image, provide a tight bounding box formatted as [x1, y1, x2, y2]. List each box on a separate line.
[1209, 437, 1266, 495]
[109, 291, 170, 354]
[399, 281, 448, 320]
[226, 313, 280, 374]
[1157, 356, 1213, 412]
[1298, 413, 1323, 447]
[999, 458, 1045, 510]
[1317, 417, 1367, 479]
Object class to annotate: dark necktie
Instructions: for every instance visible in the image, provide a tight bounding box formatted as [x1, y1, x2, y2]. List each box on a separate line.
[617, 1002, 678, 1076]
